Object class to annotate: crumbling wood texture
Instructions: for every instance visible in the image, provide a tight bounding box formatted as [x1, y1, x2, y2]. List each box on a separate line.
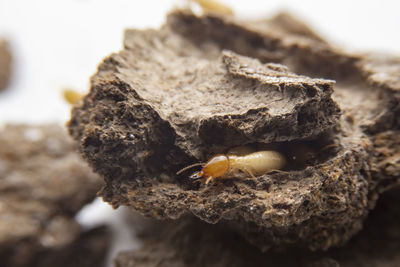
[115, 186, 400, 267]
[0, 124, 109, 267]
[68, 10, 400, 251]
[0, 39, 12, 91]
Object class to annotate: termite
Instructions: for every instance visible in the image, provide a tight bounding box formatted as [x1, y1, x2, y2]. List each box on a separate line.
[176, 146, 286, 184]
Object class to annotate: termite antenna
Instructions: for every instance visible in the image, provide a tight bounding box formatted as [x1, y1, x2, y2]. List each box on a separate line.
[176, 163, 204, 175]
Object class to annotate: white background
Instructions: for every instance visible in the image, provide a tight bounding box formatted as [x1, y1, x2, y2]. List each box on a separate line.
[1, 0, 399, 266]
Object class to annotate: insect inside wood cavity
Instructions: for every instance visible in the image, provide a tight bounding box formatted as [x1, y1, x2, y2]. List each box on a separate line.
[176, 146, 286, 184]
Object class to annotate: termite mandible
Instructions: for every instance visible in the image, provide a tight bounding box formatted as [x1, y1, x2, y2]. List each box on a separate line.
[176, 146, 286, 184]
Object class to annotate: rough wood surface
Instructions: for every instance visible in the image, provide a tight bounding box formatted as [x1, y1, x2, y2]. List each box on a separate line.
[68, 10, 400, 251]
[0, 124, 109, 267]
[115, 186, 400, 267]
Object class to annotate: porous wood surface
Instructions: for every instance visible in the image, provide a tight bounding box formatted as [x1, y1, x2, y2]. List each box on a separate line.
[0, 124, 109, 267]
[68, 10, 400, 251]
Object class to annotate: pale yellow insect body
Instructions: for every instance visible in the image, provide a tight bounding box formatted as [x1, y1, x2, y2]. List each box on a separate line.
[229, 150, 286, 177]
[177, 147, 286, 184]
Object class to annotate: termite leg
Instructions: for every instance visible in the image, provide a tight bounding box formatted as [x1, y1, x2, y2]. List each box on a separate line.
[267, 169, 290, 174]
[243, 166, 257, 180]
[317, 143, 340, 154]
[205, 177, 214, 185]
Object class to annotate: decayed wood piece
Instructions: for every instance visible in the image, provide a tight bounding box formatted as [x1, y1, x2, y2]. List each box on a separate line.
[0, 124, 109, 267]
[114, 186, 400, 267]
[68, 10, 400, 251]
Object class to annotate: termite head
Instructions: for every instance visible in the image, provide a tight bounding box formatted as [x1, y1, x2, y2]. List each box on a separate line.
[177, 154, 230, 180]
[201, 155, 229, 178]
